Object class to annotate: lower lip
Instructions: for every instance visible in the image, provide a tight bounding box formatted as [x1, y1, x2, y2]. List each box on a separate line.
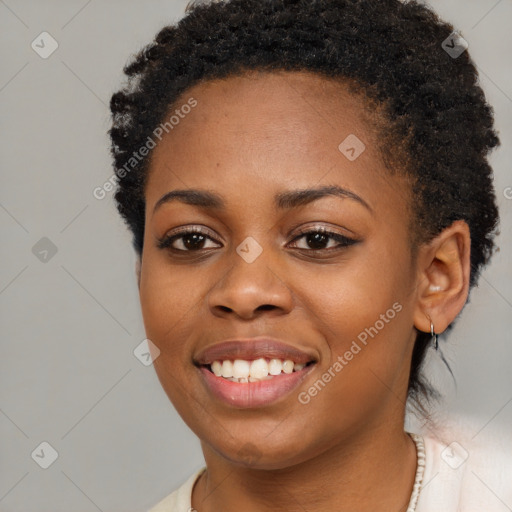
[198, 365, 315, 408]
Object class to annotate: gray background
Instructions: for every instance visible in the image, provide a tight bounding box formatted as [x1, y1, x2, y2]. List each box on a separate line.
[1, 1, 511, 510]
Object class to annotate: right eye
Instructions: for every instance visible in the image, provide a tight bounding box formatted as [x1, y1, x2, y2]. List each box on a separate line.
[157, 227, 222, 252]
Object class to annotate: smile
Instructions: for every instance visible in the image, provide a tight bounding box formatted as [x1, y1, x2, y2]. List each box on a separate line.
[194, 337, 318, 407]
[197, 358, 316, 408]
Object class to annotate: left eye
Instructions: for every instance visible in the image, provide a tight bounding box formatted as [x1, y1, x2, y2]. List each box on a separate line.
[288, 228, 358, 251]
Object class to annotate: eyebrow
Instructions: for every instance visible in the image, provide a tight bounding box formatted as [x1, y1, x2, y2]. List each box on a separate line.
[152, 185, 373, 215]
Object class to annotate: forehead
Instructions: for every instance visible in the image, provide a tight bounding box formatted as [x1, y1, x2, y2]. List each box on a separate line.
[145, 70, 409, 216]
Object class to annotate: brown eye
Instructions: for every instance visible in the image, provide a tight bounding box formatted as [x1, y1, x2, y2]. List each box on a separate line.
[288, 227, 358, 251]
[157, 227, 221, 252]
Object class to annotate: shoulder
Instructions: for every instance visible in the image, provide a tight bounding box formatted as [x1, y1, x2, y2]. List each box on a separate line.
[413, 416, 512, 511]
[147, 467, 206, 512]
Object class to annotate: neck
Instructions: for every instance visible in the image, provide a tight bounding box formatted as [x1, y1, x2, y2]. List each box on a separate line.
[192, 422, 418, 512]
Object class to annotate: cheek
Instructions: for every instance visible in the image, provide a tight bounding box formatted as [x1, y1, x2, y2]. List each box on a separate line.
[138, 253, 202, 362]
[302, 246, 408, 341]
[296, 241, 414, 399]
[138, 253, 209, 419]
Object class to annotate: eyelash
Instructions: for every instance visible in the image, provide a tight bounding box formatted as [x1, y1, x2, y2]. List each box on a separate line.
[156, 225, 359, 254]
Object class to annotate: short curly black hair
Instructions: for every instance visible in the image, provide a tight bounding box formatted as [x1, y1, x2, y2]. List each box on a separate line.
[108, 0, 500, 413]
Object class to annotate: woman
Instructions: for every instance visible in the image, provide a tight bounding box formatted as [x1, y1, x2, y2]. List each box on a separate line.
[108, 0, 509, 510]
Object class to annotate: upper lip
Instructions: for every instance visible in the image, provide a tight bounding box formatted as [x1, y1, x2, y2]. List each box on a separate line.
[194, 337, 318, 366]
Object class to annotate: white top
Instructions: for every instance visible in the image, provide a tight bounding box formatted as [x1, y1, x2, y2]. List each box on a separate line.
[148, 428, 512, 511]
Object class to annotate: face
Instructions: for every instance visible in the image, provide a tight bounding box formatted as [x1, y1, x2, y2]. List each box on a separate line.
[139, 71, 420, 469]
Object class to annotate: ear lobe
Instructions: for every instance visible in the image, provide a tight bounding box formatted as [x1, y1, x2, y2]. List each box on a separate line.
[413, 220, 471, 336]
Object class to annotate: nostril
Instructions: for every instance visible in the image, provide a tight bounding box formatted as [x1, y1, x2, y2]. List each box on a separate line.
[257, 304, 276, 311]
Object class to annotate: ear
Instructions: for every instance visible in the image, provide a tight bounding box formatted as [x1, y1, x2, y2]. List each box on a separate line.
[135, 257, 141, 290]
[413, 220, 471, 335]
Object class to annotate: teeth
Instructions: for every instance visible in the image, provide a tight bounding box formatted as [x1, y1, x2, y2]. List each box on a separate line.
[250, 358, 269, 379]
[221, 360, 234, 378]
[210, 357, 309, 382]
[282, 360, 294, 374]
[268, 359, 283, 375]
[211, 361, 222, 377]
[233, 359, 250, 379]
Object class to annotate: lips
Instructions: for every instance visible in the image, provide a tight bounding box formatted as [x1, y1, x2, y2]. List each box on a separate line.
[193, 337, 318, 408]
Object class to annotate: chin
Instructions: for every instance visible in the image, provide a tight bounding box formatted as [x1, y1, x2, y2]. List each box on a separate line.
[202, 428, 321, 471]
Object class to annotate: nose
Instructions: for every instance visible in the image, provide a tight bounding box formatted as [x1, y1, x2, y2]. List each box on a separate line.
[207, 249, 294, 320]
